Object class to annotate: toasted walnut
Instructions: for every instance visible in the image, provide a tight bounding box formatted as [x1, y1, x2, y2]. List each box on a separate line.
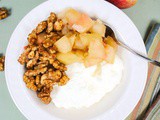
[25, 67, 47, 77]
[41, 97, 52, 104]
[37, 84, 43, 92]
[48, 12, 56, 23]
[28, 30, 37, 44]
[34, 61, 49, 70]
[43, 39, 53, 48]
[54, 19, 63, 31]
[26, 82, 37, 91]
[35, 75, 41, 85]
[23, 75, 34, 83]
[0, 7, 8, 20]
[36, 21, 47, 34]
[26, 51, 39, 69]
[46, 22, 54, 33]
[58, 75, 70, 86]
[52, 60, 67, 71]
[37, 92, 50, 98]
[49, 70, 62, 81]
[41, 79, 53, 86]
[0, 56, 5, 71]
[46, 12, 56, 33]
[18, 46, 31, 65]
[26, 59, 37, 68]
[41, 85, 53, 93]
[28, 51, 35, 59]
[47, 46, 57, 54]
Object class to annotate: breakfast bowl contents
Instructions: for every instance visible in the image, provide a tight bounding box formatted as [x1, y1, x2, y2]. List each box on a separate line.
[18, 8, 123, 106]
[5, 0, 148, 119]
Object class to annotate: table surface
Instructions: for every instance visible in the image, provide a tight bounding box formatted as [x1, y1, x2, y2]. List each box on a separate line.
[0, 0, 160, 120]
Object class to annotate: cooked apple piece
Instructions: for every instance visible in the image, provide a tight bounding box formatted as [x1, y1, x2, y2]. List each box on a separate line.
[54, 36, 72, 53]
[79, 33, 102, 48]
[88, 35, 106, 59]
[73, 50, 85, 60]
[104, 44, 116, 64]
[56, 52, 83, 65]
[72, 13, 94, 33]
[66, 9, 81, 26]
[58, 8, 81, 25]
[79, 33, 91, 48]
[104, 36, 118, 51]
[58, 8, 94, 33]
[68, 34, 76, 48]
[84, 56, 102, 67]
[90, 19, 106, 37]
[73, 35, 86, 50]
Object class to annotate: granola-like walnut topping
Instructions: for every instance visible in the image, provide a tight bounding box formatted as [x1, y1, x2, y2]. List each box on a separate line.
[0, 56, 5, 71]
[54, 19, 63, 31]
[36, 21, 47, 34]
[41, 96, 52, 104]
[25, 67, 47, 77]
[18, 12, 70, 104]
[52, 60, 67, 71]
[0, 8, 8, 20]
[28, 30, 37, 45]
[58, 75, 70, 86]
[46, 12, 57, 33]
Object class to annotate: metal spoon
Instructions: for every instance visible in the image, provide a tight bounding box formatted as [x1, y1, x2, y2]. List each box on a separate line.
[104, 23, 160, 67]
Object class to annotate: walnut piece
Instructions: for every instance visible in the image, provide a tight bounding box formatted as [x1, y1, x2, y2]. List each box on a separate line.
[54, 19, 63, 31]
[0, 8, 8, 20]
[46, 12, 57, 33]
[36, 21, 47, 34]
[0, 56, 5, 71]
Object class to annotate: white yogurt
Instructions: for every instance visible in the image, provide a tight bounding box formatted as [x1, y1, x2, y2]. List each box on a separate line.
[51, 55, 123, 109]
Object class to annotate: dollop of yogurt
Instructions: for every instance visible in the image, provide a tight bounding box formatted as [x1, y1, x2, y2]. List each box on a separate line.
[51, 55, 123, 109]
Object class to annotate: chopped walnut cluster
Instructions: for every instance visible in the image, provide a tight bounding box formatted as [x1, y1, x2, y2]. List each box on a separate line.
[0, 56, 5, 71]
[0, 7, 8, 20]
[18, 12, 70, 104]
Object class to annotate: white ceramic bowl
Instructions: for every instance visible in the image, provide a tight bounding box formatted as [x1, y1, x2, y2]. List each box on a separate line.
[5, 0, 148, 120]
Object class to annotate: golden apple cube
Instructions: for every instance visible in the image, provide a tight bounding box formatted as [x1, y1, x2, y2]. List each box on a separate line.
[104, 44, 116, 64]
[88, 34, 106, 59]
[54, 36, 72, 53]
[90, 19, 106, 37]
[56, 52, 83, 65]
[104, 36, 118, 51]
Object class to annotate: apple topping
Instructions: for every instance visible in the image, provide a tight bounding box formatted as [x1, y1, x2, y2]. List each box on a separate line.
[56, 8, 118, 67]
[54, 36, 72, 53]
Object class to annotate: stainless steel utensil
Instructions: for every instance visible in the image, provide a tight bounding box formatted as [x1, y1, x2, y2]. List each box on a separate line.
[104, 23, 160, 67]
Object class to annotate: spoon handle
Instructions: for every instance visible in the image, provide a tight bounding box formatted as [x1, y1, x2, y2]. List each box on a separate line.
[118, 40, 160, 67]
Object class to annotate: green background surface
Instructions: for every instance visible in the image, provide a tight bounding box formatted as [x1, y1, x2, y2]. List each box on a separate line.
[0, 0, 160, 120]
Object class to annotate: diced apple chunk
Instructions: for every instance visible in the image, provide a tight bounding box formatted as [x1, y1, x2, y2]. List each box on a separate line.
[73, 35, 86, 50]
[104, 36, 118, 51]
[66, 8, 81, 26]
[88, 35, 106, 59]
[56, 52, 83, 65]
[84, 56, 102, 67]
[58, 8, 94, 33]
[79, 33, 102, 49]
[73, 50, 85, 60]
[104, 44, 116, 64]
[68, 34, 76, 48]
[79, 33, 92, 48]
[90, 19, 106, 37]
[54, 36, 72, 53]
[72, 13, 94, 33]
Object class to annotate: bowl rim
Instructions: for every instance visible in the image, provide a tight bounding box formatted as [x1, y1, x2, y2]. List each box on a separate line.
[5, 0, 148, 120]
